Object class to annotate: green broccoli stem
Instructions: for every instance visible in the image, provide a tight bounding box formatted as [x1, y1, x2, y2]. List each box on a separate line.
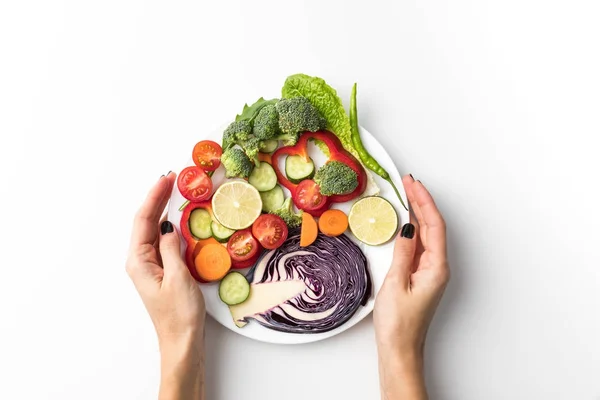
[386, 178, 409, 211]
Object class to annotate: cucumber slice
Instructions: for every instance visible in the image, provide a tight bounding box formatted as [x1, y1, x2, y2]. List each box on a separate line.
[248, 161, 277, 192]
[260, 185, 285, 212]
[260, 139, 279, 153]
[285, 155, 315, 184]
[219, 272, 251, 306]
[211, 220, 235, 242]
[189, 209, 212, 239]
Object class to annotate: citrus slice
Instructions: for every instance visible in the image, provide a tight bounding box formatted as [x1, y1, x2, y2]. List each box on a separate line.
[348, 196, 398, 245]
[212, 180, 262, 230]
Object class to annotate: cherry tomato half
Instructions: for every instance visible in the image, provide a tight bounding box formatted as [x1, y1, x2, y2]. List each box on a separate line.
[177, 166, 213, 201]
[227, 229, 261, 264]
[192, 140, 222, 172]
[252, 214, 288, 250]
[293, 179, 329, 211]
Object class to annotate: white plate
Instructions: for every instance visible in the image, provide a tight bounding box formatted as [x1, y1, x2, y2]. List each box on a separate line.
[167, 124, 408, 345]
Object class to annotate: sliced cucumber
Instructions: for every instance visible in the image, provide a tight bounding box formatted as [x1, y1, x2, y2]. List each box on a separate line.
[189, 209, 212, 239]
[260, 185, 285, 212]
[211, 220, 235, 242]
[219, 271, 251, 306]
[285, 155, 315, 184]
[248, 161, 277, 192]
[260, 139, 279, 153]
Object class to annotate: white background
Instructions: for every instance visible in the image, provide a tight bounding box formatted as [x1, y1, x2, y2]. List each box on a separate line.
[1, 1, 599, 399]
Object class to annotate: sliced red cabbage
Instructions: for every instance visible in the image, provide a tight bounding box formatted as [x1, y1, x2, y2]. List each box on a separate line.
[230, 229, 371, 333]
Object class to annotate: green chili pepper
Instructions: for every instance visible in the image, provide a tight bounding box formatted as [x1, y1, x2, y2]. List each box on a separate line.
[350, 83, 408, 211]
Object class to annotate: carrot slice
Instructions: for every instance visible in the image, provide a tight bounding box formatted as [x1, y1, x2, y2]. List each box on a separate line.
[300, 212, 318, 247]
[258, 152, 272, 164]
[318, 209, 348, 237]
[195, 243, 231, 281]
[192, 237, 221, 259]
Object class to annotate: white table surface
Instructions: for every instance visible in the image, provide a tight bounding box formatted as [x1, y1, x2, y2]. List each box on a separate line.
[1, 1, 599, 399]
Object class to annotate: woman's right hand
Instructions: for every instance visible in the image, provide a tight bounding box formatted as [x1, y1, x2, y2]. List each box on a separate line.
[373, 175, 450, 399]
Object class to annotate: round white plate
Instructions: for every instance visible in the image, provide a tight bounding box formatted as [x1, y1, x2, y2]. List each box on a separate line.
[167, 124, 408, 345]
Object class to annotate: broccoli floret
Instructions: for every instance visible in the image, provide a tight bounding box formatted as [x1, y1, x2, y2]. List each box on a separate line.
[270, 198, 303, 228]
[223, 120, 252, 149]
[314, 161, 358, 196]
[221, 147, 253, 178]
[241, 136, 262, 164]
[276, 97, 326, 135]
[273, 131, 300, 147]
[253, 104, 280, 140]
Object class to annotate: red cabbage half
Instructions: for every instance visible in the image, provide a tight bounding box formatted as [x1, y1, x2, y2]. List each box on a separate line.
[233, 229, 371, 334]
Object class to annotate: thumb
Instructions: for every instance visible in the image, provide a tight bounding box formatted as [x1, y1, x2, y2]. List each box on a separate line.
[158, 220, 188, 276]
[387, 223, 417, 289]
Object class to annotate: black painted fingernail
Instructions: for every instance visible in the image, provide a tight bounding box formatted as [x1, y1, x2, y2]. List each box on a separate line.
[161, 221, 174, 235]
[166, 170, 172, 176]
[400, 223, 415, 239]
[409, 174, 415, 180]
[159, 174, 165, 179]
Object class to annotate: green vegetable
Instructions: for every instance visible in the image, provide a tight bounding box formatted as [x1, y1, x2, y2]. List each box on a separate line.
[211, 221, 235, 242]
[260, 185, 285, 212]
[253, 104, 280, 140]
[189, 209, 212, 239]
[259, 139, 279, 153]
[285, 155, 315, 184]
[313, 161, 359, 196]
[282, 74, 355, 158]
[235, 97, 278, 123]
[219, 271, 251, 306]
[270, 197, 303, 228]
[248, 161, 277, 192]
[350, 83, 408, 210]
[241, 136, 262, 164]
[275, 97, 326, 135]
[222, 120, 252, 150]
[221, 147, 253, 178]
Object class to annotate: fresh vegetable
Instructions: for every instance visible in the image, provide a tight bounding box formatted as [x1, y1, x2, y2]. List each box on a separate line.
[180, 201, 213, 282]
[285, 155, 315, 184]
[257, 152, 273, 164]
[221, 147, 253, 179]
[253, 104, 280, 140]
[270, 197, 303, 228]
[235, 97, 278, 122]
[248, 161, 277, 192]
[212, 181, 262, 230]
[219, 272, 251, 306]
[293, 179, 329, 215]
[192, 237, 221, 259]
[350, 83, 407, 210]
[252, 214, 289, 250]
[222, 120, 252, 150]
[259, 139, 279, 153]
[226, 229, 262, 269]
[275, 97, 326, 135]
[318, 209, 348, 237]
[177, 166, 213, 202]
[211, 220, 235, 242]
[195, 243, 232, 282]
[313, 161, 358, 196]
[229, 230, 371, 333]
[271, 130, 367, 205]
[189, 208, 213, 239]
[260, 185, 285, 212]
[348, 196, 398, 245]
[192, 140, 222, 172]
[300, 212, 318, 247]
[282, 74, 354, 157]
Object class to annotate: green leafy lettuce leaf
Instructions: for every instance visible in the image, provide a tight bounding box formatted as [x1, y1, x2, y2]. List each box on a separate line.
[281, 74, 358, 158]
[235, 97, 278, 122]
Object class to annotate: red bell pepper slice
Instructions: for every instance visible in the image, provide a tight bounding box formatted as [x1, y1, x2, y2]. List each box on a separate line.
[271, 130, 367, 204]
[180, 200, 213, 283]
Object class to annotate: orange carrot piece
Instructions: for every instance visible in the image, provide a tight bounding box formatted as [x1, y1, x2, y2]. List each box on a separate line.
[300, 212, 318, 247]
[192, 237, 221, 258]
[195, 243, 231, 281]
[258, 152, 272, 164]
[318, 209, 348, 237]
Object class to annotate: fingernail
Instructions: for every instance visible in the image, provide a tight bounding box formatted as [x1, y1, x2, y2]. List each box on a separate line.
[159, 174, 165, 179]
[409, 174, 415, 181]
[400, 223, 415, 239]
[161, 221, 174, 235]
[165, 171, 172, 176]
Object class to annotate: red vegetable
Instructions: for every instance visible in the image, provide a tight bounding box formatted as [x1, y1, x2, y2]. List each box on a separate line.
[192, 140, 222, 172]
[177, 166, 213, 202]
[271, 131, 367, 206]
[292, 179, 329, 216]
[227, 229, 262, 268]
[180, 200, 213, 282]
[252, 214, 288, 250]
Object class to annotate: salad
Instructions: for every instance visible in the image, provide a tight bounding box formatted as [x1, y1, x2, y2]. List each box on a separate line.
[175, 74, 404, 334]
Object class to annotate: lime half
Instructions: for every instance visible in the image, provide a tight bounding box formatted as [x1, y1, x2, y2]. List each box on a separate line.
[348, 196, 398, 245]
[212, 180, 262, 230]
